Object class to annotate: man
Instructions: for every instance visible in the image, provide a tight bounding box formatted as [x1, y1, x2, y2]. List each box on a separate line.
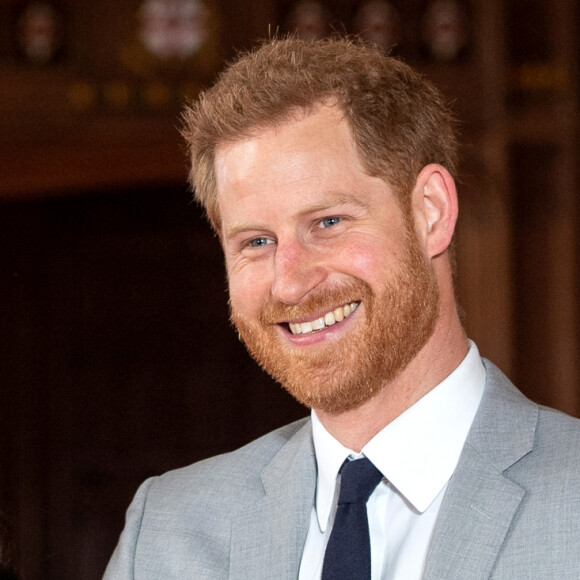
[104, 37, 580, 579]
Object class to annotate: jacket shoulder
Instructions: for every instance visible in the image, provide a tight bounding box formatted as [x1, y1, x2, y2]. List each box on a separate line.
[481, 358, 580, 481]
[144, 416, 311, 509]
[103, 417, 312, 579]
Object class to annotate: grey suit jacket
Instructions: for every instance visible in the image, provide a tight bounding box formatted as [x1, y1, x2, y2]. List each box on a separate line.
[104, 360, 580, 579]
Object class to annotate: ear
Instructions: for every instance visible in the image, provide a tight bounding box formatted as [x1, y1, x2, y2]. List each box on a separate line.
[411, 164, 458, 258]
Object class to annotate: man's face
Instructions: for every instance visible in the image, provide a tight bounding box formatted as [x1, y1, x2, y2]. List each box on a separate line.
[215, 105, 439, 414]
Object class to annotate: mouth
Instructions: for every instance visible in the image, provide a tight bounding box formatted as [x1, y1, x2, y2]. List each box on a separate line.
[287, 302, 360, 336]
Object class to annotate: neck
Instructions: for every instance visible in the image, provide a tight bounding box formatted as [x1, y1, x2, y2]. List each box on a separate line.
[314, 306, 469, 452]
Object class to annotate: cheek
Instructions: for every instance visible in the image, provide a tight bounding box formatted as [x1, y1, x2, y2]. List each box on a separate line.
[227, 267, 270, 316]
[343, 239, 402, 284]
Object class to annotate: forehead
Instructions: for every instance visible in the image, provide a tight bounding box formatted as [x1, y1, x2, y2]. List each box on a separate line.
[213, 105, 399, 243]
[214, 105, 363, 195]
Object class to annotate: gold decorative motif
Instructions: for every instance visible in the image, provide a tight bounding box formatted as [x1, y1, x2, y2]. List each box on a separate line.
[68, 82, 98, 111]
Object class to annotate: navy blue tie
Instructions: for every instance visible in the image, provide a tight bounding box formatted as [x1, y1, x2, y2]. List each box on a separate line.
[321, 457, 384, 580]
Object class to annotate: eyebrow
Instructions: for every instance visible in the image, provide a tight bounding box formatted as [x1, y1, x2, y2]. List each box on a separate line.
[298, 192, 369, 214]
[224, 192, 369, 241]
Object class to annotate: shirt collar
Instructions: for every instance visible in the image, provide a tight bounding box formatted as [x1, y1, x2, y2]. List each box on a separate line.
[311, 340, 486, 532]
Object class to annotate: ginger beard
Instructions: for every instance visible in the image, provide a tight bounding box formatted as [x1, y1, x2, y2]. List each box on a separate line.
[229, 218, 440, 414]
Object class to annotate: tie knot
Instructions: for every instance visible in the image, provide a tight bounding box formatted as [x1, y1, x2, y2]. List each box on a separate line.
[337, 457, 383, 505]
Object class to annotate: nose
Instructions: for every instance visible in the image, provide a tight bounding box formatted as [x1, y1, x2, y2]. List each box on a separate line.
[271, 239, 328, 305]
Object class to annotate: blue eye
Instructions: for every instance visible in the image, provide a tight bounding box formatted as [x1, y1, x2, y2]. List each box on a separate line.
[320, 216, 341, 228]
[249, 237, 270, 247]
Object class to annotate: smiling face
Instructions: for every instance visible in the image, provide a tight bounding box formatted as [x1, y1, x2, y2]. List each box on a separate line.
[216, 105, 440, 413]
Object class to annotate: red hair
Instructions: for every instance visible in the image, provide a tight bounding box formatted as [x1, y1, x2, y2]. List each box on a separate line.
[182, 36, 458, 231]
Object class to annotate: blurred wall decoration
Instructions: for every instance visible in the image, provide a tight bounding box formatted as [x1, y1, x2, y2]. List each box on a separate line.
[1, 0, 579, 578]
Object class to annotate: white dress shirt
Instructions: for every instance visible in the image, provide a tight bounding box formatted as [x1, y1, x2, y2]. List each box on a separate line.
[298, 341, 486, 580]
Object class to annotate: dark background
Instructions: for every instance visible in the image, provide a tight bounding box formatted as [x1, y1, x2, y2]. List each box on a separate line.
[1, 0, 579, 578]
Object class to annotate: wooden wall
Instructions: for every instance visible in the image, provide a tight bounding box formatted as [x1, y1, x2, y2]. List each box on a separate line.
[1, 1, 579, 578]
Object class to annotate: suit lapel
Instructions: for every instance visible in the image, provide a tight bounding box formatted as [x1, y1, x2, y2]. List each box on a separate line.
[423, 446, 526, 579]
[424, 360, 538, 580]
[230, 421, 316, 580]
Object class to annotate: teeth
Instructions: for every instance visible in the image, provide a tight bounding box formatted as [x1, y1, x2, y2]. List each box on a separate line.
[324, 312, 335, 326]
[288, 302, 359, 335]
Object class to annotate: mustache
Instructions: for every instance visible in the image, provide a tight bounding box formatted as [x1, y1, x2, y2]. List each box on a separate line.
[258, 279, 371, 325]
